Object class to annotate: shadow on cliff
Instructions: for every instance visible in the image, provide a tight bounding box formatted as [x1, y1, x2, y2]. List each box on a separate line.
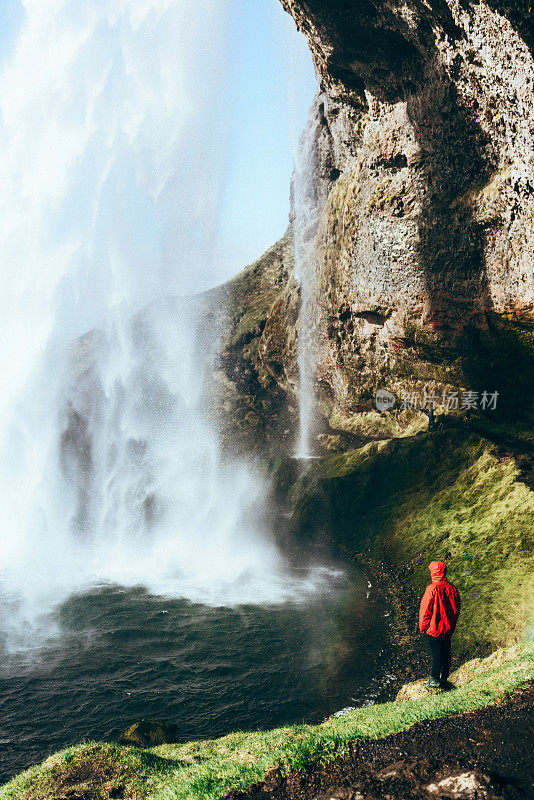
[405, 74, 534, 420]
[324, 0, 498, 344]
[356, 0, 519, 413]
[336, 0, 531, 418]
[484, 0, 534, 54]
[406, 78, 495, 333]
[284, 0, 534, 419]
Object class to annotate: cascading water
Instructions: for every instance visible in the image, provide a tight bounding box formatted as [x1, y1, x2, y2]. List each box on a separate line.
[0, 7, 394, 781]
[291, 102, 320, 459]
[0, 0, 336, 655]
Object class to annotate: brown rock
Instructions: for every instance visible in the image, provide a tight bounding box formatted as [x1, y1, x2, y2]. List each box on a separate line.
[276, 0, 534, 424]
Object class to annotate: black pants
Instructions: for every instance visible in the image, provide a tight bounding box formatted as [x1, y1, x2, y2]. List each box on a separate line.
[426, 633, 452, 682]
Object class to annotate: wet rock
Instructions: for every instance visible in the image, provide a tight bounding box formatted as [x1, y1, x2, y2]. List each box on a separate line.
[316, 433, 344, 451]
[119, 719, 179, 747]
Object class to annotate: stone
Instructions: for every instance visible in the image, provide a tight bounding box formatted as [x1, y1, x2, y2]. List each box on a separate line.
[273, 0, 534, 427]
[210, 0, 534, 451]
[119, 719, 179, 747]
[427, 771, 491, 797]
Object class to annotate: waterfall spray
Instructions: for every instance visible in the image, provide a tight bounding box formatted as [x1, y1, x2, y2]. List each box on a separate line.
[0, 0, 337, 653]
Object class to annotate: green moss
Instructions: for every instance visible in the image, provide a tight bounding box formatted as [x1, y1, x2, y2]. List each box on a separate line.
[216, 230, 294, 349]
[290, 430, 534, 654]
[209, 231, 299, 454]
[329, 408, 427, 438]
[0, 743, 173, 800]
[4, 645, 532, 800]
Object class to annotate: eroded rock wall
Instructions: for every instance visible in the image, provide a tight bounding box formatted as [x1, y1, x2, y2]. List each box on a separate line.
[276, 0, 534, 424]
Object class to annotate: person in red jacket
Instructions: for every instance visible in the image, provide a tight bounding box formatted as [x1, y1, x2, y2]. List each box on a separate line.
[419, 561, 461, 688]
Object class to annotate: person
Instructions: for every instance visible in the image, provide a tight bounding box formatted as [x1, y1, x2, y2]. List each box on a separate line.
[419, 560, 461, 688]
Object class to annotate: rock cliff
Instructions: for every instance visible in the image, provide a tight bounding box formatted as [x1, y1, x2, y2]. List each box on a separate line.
[221, 0, 534, 448]
[281, 0, 534, 417]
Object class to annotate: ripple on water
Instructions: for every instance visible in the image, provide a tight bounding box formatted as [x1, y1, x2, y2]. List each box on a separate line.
[0, 570, 391, 783]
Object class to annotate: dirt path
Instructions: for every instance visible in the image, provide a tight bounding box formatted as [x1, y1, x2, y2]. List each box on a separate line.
[227, 683, 534, 800]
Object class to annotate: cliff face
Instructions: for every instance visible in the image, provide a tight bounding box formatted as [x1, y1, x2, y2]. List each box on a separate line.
[209, 234, 301, 455]
[270, 0, 534, 428]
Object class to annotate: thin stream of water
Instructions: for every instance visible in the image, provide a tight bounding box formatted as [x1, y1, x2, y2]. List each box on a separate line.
[291, 94, 327, 460]
[293, 122, 318, 459]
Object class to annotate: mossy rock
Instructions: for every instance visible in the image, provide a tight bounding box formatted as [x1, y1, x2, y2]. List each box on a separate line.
[119, 719, 179, 747]
[205, 231, 298, 455]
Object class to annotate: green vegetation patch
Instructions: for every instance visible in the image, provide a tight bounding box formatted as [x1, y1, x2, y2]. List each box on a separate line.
[215, 231, 294, 349]
[329, 408, 427, 439]
[290, 430, 534, 655]
[1, 742, 171, 800]
[207, 231, 299, 453]
[3, 645, 532, 800]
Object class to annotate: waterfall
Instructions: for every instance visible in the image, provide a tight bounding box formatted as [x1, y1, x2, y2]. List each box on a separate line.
[0, 0, 334, 653]
[292, 101, 320, 459]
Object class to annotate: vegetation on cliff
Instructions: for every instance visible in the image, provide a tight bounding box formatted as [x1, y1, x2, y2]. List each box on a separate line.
[290, 429, 534, 656]
[208, 232, 299, 455]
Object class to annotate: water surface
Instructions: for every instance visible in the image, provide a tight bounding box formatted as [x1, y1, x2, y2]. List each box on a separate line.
[0, 570, 389, 782]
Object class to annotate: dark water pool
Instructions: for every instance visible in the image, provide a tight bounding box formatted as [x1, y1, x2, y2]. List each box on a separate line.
[0, 571, 390, 782]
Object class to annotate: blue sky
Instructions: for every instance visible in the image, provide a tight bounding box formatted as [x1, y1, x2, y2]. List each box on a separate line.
[217, 0, 317, 276]
[0, 0, 24, 63]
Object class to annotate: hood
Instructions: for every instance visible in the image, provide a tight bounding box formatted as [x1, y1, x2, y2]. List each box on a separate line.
[429, 561, 447, 583]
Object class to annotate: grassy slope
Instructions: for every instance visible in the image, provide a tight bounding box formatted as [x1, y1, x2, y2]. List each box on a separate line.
[215, 231, 293, 350]
[2, 644, 532, 800]
[290, 429, 534, 656]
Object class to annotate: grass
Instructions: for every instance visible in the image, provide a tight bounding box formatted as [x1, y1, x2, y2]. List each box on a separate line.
[2, 644, 532, 800]
[215, 231, 294, 350]
[290, 429, 534, 655]
[0, 744, 173, 800]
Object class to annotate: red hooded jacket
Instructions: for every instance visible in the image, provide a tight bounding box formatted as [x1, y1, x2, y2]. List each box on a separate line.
[419, 561, 460, 637]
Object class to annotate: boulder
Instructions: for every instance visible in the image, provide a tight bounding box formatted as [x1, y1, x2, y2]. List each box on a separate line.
[119, 719, 179, 747]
